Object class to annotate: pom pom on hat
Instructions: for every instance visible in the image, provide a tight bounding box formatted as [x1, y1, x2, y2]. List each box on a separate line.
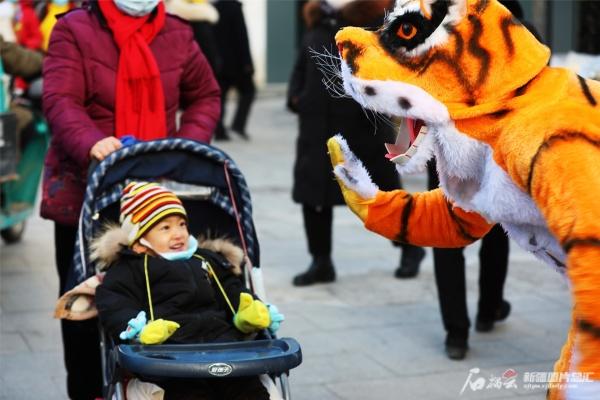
[120, 182, 187, 245]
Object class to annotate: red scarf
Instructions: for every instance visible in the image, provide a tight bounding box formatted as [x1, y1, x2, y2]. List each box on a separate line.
[99, 0, 167, 141]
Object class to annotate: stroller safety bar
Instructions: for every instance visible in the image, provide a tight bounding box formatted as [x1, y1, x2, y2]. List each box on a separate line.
[116, 338, 302, 379]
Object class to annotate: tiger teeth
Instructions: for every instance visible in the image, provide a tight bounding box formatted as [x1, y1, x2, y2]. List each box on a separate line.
[390, 131, 426, 166]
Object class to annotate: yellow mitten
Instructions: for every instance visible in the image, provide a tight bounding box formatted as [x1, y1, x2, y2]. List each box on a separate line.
[139, 319, 180, 345]
[233, 293, 271, 334]
[327, 135, 378, 222]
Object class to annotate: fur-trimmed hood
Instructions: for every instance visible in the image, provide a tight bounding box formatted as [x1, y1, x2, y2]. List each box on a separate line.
[165, 0, 219, 23]
[90, 223, 244, 275]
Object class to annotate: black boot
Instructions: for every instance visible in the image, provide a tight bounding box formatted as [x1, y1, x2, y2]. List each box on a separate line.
[475, 300, 511, 332]
[214, 124, 230, 141]
[445, 332, 468, 360]
[292, 256, 336, 287]
[395, 245, 426, 279]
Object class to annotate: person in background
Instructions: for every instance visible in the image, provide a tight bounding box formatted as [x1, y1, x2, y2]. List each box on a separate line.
[0, 34, 42, 89]
[12, 0, 42, 97]
[165, 0, 222, 75]
[212, 0, 255, 141]
[40, 0, 72, 52]
[14, 0, 42, 51]
[287, 0, 425, 287]
[41, 0, 220, 398]
[0, 34, 42, 150]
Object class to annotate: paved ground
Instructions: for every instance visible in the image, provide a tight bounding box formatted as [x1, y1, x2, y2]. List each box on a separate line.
[1, 89, 572, 399]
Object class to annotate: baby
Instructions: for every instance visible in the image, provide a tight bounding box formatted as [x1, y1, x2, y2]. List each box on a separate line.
[95, 181, 283, 399]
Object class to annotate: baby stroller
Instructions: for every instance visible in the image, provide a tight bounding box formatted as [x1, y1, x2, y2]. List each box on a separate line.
[71, 138, 302, 399]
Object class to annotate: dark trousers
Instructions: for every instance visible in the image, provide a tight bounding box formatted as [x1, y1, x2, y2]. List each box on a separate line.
[302, 204, 333, 257]
[427, 161, 509, 340]
[55, 223, 103, 400]
[216, 73, 256, 136]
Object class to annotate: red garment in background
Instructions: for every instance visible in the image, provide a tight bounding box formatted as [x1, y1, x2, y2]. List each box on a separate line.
[98, 0, 167, 141]
[14, 0, 42, 95]
[15, 0, 42, 50]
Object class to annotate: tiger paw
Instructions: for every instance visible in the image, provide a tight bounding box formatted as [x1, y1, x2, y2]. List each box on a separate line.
[327, 135, 378, 221]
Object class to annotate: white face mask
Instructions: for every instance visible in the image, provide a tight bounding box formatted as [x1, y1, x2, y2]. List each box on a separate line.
[140, 236, 198, 261]
[114, 0, 160, 17]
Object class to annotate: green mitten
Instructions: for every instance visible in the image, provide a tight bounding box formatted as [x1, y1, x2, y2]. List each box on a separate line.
[233, 293, 271, 334]
[139, 319, 180, 345]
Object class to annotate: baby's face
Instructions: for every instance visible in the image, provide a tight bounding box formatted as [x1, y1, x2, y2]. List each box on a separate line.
[142, 215, 189, 254]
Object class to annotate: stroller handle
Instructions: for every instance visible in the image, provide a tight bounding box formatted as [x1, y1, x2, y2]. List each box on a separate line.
[87, 158, 100, 181]
[116, 338, 302, 379]
[87, 135, 137, 181]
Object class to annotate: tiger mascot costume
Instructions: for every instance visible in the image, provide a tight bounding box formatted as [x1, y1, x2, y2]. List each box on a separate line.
[326, 0, 600, 398]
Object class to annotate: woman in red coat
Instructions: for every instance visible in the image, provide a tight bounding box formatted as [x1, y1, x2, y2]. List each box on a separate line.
[41, 1, 220, 398]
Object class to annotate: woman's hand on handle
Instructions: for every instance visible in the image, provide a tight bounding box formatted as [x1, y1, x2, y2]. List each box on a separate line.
[89, 137, 122, 161]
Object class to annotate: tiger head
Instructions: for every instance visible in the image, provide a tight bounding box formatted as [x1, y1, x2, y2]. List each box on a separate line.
[335, 0, 550, 173]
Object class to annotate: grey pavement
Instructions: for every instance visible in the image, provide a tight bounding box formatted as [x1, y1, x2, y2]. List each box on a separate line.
[1, 88, 571, 400]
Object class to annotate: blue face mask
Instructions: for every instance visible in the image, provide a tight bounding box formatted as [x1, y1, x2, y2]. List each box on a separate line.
[140, 235, 198, 261]
[114, 0, 159, 17]
[161, 236, 198, 261]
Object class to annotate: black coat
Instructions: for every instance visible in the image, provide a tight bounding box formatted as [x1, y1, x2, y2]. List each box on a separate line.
[213, 0, 253, 80]
[287, 17, 400, 207]
[96, 248, 248, 344]
[191, 21, 222, 76]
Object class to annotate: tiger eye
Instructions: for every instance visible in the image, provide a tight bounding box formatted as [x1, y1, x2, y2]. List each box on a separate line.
[397, 23, 417, 40]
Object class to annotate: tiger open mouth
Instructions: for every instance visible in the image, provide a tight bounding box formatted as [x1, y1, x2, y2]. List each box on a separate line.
[384, 118, 426, 166]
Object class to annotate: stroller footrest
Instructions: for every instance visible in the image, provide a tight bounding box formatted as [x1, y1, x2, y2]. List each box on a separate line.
[116, 338, 302, 379]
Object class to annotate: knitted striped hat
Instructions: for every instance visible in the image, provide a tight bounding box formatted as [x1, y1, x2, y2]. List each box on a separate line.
[120, 182, 187, 245]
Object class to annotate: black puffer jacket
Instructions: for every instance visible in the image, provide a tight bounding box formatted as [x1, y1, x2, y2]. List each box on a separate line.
[287, 4, 399, 207]
[96, 248, 248, 344]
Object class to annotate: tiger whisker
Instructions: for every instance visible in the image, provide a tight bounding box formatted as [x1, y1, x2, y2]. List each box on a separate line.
[311, 46, 397, 130]
[310, 46, 350, 99]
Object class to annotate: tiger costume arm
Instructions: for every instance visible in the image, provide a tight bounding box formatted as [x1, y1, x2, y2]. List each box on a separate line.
[365, 188, 492, 246]
[328, 135, 492, 247]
